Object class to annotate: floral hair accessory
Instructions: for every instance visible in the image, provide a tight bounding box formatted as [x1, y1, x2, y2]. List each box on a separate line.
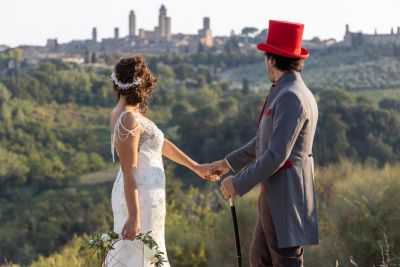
[111, 72, 142, 90]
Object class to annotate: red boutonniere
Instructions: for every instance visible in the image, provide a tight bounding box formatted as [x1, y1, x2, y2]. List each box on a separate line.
[282, 160, 293, 169]
[265, 109, 273, 116]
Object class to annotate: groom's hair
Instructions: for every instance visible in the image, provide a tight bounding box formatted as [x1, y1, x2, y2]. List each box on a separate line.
[265, 53, 304, 73]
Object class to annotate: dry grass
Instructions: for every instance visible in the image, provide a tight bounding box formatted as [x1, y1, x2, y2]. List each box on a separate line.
[79, 165, 119, 185]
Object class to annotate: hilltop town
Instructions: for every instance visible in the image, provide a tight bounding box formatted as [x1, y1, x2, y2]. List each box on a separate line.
[1, 5, 400, 66]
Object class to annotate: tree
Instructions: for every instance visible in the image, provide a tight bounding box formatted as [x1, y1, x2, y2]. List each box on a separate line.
[197, 41, 205, 54]
[241, 27, 258, 36]
[224, 37, 240, 53]
[241, 27, 258, 43]
[242, 78, 250, 94]
[91, 52, 97, 63]
[379, 97, 400, 111]
[0, 83, 11, 107]
[174, 63, 195, 80]
[8, 48, 23, 66]
[310, 37, 322, 43]
[0, 146, 29, 184]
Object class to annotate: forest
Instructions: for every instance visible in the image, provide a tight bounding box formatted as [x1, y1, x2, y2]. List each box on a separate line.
[0, 43, 400, 266]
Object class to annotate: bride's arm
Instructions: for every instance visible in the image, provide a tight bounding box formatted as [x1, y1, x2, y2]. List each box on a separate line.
[117, 113, 142, 240]
[162, 139, 219, 181]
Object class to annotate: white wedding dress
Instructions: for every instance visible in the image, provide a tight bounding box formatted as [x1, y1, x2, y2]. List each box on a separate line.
[105, 111, 170, 267]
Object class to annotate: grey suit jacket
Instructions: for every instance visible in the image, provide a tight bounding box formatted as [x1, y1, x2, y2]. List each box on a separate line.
[226, 71, 319, 248]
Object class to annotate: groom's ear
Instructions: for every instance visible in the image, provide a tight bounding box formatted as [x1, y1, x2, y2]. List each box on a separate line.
[265, 56, 274, 70]
[269, 57, 277, 69]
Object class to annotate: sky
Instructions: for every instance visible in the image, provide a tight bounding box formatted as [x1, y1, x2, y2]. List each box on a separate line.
[1, 0, 400, 47]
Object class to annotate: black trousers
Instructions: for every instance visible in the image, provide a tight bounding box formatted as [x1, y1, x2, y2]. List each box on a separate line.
[249, 192, 304, 267]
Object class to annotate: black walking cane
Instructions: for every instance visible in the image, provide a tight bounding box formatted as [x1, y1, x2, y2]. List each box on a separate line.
[217, 177, 242, 267]
[229, 197, 242, 267]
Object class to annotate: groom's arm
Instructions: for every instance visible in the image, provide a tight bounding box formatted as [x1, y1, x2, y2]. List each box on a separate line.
[225, 137, 257, 173]
[232, 92, 305, 196]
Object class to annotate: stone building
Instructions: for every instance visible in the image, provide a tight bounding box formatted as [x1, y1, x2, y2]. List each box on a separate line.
[344, 24, 400, 47]
[198, 17, 213, 47]
[129, 10, 136, 37]
[41, 5, 214, 56]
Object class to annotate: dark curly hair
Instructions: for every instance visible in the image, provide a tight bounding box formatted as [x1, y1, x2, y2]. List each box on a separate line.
[113, 56, 157, 113]
[265, 52, 304, 72]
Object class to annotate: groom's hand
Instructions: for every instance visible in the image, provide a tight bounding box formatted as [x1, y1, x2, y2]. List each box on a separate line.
[220, 176, 237, 199]
[195, 163, 220, 182]
[208, 159, 231, 177]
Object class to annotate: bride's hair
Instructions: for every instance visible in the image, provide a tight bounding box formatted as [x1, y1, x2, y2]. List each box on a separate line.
[113, 55, 157, 113]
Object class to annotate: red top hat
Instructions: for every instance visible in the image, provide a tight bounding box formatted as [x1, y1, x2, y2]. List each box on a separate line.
[257, 20, 309, 59]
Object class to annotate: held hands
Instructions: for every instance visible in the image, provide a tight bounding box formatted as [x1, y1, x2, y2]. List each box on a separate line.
[191, 159, 230, 181]
[208, 159, 231, 177]
[195, 159, 237, 199]
[121, 215, 140, 240]
[194, 158, 232, 182]
[194, 163, 220, 182]
[208, 160, 237, 199]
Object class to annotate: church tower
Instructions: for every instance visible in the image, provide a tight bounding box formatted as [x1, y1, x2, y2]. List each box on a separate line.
[129, 10, 136, 37]
[343, 24, 352, 47]
[166, 17, 171, 39]
[92, 27, 97, 42]
[198, 17, 213, 47]
[159, 5, 167, 38]
[114, 27, 119, 39]
[203, 17, 210, 30]
[158, 5, 171, 40]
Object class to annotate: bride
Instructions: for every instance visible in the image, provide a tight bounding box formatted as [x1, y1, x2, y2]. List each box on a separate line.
[105, 56, 218, 266]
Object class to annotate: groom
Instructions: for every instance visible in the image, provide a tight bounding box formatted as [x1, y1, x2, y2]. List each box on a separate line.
[209, 20, 319, 266]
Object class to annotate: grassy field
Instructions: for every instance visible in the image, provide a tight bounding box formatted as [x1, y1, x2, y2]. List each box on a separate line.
[353, 88, 400, 102]
[79, 164, 119, 185]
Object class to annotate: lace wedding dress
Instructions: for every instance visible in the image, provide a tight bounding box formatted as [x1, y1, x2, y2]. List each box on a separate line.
[105, 111, 170, 267]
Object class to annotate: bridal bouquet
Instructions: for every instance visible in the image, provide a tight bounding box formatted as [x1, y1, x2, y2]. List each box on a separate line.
[85, 230, 167, 266]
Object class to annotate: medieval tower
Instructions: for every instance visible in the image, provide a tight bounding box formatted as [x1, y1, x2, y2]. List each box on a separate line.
[129, 10, 136, 37]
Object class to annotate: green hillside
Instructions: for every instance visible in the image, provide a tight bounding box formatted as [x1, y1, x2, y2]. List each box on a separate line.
[1, 45, 400, 266]
[29, 162, 400, 267]
[223, 44, 400, 91]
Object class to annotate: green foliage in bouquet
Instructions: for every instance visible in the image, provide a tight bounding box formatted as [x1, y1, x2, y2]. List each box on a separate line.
[85, 231, 119, 265]
[85, 231, 167, 267]
[136, 232, 168, 266]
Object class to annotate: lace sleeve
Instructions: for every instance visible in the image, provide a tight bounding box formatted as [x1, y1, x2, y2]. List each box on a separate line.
[116, 112, 143, 141]
[111, 111, 144, 163]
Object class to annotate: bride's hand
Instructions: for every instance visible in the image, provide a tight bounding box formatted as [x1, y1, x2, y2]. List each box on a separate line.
[121, 215, 140, 241]
[194, 163, 220, 182]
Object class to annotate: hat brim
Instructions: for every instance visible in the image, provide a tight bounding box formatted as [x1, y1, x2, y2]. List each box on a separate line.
[257, 43, 309, 59]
